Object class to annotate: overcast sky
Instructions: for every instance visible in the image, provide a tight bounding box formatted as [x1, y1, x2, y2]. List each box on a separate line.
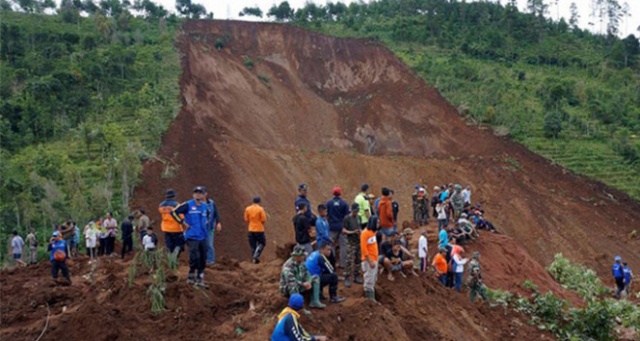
[156, 0, 639, 37]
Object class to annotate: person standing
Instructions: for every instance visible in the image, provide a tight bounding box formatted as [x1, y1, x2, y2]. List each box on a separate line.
[245, 196, 267, 263]
[438, 225, 449, 249]
[378, 188, 395, 239]
[451, 185, 465, 221]
[136, 210, 150, 245]
[612, 255, 625, 299]
[431, 186, 441, 218]
[418, 229, 428, 273]
[432, 248, 448, 286]
[360, 216, 379, 302]
[342, 203, 362, 288]
[159, 189, 185, 256]
[73, 223, 80, 257]
[10, 230, 25, 267]
[121, 215, 134, 260]
[294, 184, 314, 225]
[326, 186, 350, 269]
[453, 249, 469, 292]
[623, 262, 633, 296]
[26, 228, 38, 265]
[468, 252, 488, 302]
[462, 185, 472, 206]
[97, 218, 107, 257]
[84, 221, 98, 260]
[205, 191, 222, 266]
[171, 186, 210, 288]
[103, 212, 118, 257]
[305, 242, 346, 304]
[354, 184, 371, 229]
[271, 293, 328, 341]
[48, 231, 71, 284]
[142, 227, 158, 251]
[315, 205, 332, 262]
[293, 203, 313, 255]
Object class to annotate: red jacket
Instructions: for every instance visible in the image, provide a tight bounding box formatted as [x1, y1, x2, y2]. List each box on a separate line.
[378, 196, 394, 228]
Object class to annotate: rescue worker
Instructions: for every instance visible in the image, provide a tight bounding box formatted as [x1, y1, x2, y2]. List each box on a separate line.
[159, 189, 184, 256]
[271, 293, 328, 341]
[48, 231, 71, 284]
[342, 203, 362, 287]
[612, 255, 625, 299]
[245, 196, 267, 263]
[279, 245, 324, 309]
[306, 241, 346, 304]
[468, 252, 488, 302]
[171, 186, 210, 288]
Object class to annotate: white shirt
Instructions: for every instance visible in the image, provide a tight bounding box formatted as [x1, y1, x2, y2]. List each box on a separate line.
[142, 235, 156, 250]
[418, 235, 428, 258]
[462, 189, 471, 204]
[85, 227, 97, 248]
[453, 254, 468, 273]
[436, 204, 447, 220]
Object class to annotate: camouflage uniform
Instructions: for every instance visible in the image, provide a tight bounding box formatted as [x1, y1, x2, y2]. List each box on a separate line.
[414, 195, 429, 225]
[468, 259, 488, 302]
[343, 215, 362, 278]
[279, 257, 312, 296]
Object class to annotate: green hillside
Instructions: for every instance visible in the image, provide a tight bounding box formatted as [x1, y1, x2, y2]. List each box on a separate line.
[0, 9, 182, 257]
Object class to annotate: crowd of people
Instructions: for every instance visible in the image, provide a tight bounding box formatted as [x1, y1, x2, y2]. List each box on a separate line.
[7, 181, 635, 341]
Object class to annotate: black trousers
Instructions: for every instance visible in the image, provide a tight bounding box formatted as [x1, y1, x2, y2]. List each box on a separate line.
[106, 236, 116, 255]
[248, 232, 266, 259]
[121, 237, 133, 259]
[165, 232, 185, 255]
[98, 238, 107, 256]
[446, 271, 455, 288]
[52, 261, 70, 281]
[187, 239, 208, 276]
[320, 273, 338, 297]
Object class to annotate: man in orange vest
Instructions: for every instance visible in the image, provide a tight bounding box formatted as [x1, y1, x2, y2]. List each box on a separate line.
[245, 196, 267, 263]
[159, 189, 184, 256]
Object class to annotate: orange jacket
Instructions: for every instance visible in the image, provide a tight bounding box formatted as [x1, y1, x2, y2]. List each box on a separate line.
[159, 199, 183, 233]
[244, 204, 266, 232]
[360, 229, 379, 261]
[378, 196, 394, 228]
[432, 253, 448, 276]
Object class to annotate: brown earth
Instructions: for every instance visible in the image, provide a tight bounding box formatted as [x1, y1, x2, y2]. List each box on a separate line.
[4, 20, 640, 340]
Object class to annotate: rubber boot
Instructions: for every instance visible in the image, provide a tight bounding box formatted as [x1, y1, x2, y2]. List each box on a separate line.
[365, 289, 377, 303]
[344, 276, 352, 288]
[310, 282, 326, 309]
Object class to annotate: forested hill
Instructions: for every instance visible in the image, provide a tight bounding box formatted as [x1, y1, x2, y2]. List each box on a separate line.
[1, 0, 639, 259]
[0, 7, 182, 258]
[262, 0, 640, 199]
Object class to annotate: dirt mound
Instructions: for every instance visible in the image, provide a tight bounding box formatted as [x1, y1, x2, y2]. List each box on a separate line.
[132, 20, 639, 283]
[1, 255, 554, 341]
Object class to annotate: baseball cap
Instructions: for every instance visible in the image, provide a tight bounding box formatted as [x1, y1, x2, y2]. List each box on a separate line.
[351, 203, 360, 211]
[165, 189, 176, 198]
[298, 183, 308, 191]
[193, 186, 206, 193]
[614, 255, 622, 261]
[253, 196, 261, 203]
[288, 293, 304, 310]
[291, 245, 306, 256]
[332, 186, 342, 196]
[403, 228, 415, 235]
[52, 231, 61, 237]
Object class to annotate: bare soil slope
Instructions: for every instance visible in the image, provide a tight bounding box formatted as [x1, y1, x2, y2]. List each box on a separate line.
[132, 20, 639, 279]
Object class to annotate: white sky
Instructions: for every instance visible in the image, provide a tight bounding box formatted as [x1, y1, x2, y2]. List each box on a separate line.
[160, 0, 639, 37]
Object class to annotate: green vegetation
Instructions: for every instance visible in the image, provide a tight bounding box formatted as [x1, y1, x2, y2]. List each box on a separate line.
[128, 248, 175, 314]
[0, 2, 195, 260]
[487, 254, 638, 340]
[269, 0, 640, 200]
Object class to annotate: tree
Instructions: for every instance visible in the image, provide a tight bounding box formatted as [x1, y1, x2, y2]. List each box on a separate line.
[175, 0, 206, 19]
[606, 0, 621, 36]
[569, 2, 579, 29]
[527, 0, 548, 17]
[239, 6, 262, 18]
[543, 110, 563, 138]
[267, 1, 293, 22]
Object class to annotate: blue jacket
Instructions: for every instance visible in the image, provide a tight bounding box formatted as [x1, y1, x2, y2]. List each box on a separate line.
[271, 310, 316, 341]
[439, 190, 449, 202]
[326, 197, 349, 232]
[612, 262, 623, 278]
[438, 229, 449, 248]
[315, 217, 331, 247]
[206, 199, 221, 231]
[373, 197, 381, 217]
[305, 250, 334, 277]
[623, 266, 632, 284]
[172, 199, 210, 241]
[294, 195, 313, 223]
[48, 239, 67, 262]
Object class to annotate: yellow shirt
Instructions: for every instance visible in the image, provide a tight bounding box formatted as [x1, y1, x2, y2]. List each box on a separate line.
[244, 204, 266, 232]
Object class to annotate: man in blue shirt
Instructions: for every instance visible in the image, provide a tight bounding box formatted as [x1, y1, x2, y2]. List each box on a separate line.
[314, 205, 331, 253]
[48, 231, 71, 284]
[271, 293, 328, 341]
[172, 186, 210, 288]
[305, 241, 345, 304]
[612, 255, 625, 299]
[622, 262, 633, 296]
[325, 187, 349, 267]
[294, 184, 314, 225]
[205, 190, 222, 265]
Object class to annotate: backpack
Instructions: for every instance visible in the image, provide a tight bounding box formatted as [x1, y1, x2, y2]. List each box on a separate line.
[53, 249, 66, 262]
